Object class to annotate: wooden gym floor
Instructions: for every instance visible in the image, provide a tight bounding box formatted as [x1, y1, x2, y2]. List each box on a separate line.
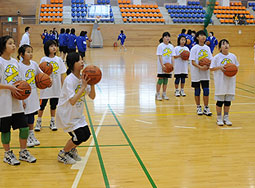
[0, 45, 255, 188]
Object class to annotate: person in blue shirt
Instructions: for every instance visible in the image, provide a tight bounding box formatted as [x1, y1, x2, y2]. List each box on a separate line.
[49, 30, 55, 41]
[68, 28, 77, 54]
[41, 29, 49, 44]
[117, 30, 127, 51]
[59, 28, 66, 60]
[76, 31, 87, 61]
[185, 29, 194, 50]
[178, 28, 186, 38]
[206, 31, 218, 54]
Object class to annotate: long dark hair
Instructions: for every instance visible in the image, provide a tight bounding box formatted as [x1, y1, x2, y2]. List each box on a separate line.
[17, 44, 33, 60]
[44, 40, 57, 57]
[194, 30, 206, 44]
[0, 35, 13, 55]
[66, 52, 80, 75]
[218, 39, 229, 52]
[177, 35, 187, 46]
[159, 32, 171, 43]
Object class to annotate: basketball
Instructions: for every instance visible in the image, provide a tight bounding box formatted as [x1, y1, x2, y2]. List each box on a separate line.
[113, 42, 117, 47]
[205, 41, 210, 46]
[97, 27, 100, 30]
[82, 65, 102, 85]
[164, 63, 173, 73]
[89, 39, 92, 42]
[180, 50, 190, 61]
[224, 63, 238, 77]
[35, 73, 52, 89]
[199, 57, 211, 66]
[40, 34, 45, 39]
[11, 80, 31, 100]
[39, 61, 53, 75]
[186, 39, 191, 45]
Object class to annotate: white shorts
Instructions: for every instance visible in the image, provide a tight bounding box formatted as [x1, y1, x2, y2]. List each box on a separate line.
[215, 94, 235, 101]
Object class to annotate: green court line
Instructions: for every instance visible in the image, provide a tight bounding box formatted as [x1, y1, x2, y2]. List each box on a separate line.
[84, 100, 110, 188]
[0, 144, 129, 150]
[108, 104, 157, 188]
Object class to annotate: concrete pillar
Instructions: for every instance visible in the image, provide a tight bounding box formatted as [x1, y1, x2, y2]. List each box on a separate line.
[219, 0, 229, 6]
[133, 0, 141, 5]
[178, 0, 187, 5]
[86, 0, 95, 5]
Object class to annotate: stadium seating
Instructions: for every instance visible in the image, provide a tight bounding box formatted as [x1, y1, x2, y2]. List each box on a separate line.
[248, 1, 255, 11]
[40, 2, 63, 23]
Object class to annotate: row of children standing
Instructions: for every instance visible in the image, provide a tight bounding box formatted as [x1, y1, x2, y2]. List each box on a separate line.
[156, 30, 239, 126]
[0, 36, 95, 165]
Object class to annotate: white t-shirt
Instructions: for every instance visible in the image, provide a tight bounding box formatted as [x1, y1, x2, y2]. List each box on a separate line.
[18, 60, 41, 114]
[156, 43, 176, 74]
[39, 56, 67, 99]
[0, 57, 24, 118]
[19, 32, 30, 47]
[56, 73, 91, 132]
[210, 52, 239, 95]
[189, 44, 213, 82]
[174, 46, 189, 75]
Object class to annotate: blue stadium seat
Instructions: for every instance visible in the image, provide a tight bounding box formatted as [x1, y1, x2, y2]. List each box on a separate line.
[188, 1, 192, 5]
[97, 0, 101, 3]
[82, 18, 86, 22]
[170, 5, 174, 9]
[76, 13, 81, 17]
[80, 0, 84, 3]
[72, 13, 76, 17]
[80, 8, 85, 12]
[173, 18, 177, 23]
[174, 5, 178, 9]
[72, 4, 76, 8]
[253, 7, 255, 11]
[75, 0, 80, 3]
[72, 18, 77, 22]
[110, 18, 114, 22]
[102, 0, 106, 4]
[81, 13, 86, 17]
[76, 8, 81, 12]
[110, 12, 113, 17]
[106, 0, 110, 4]
[72, 8, 76, 12]
[165, 5, 170, 9]
[71, 0, 75, 3]
[76, 4, 80, 8]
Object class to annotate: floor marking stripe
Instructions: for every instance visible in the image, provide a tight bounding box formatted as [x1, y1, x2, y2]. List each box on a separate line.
[174, 126, 197, 129]
[135, 119, 153, 124]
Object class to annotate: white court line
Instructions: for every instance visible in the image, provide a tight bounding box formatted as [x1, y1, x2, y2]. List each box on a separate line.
[114, 112, 121, 116]
[221, 127, 243, 130]
[135, 119, 153, 124]
[71, 108, 108, 188]
[175, 126, 197, 129]
[125, 92, 139, 96]
[236, 94, 255, 99]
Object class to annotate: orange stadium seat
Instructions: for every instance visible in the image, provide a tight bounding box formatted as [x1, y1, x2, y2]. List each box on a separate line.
[41, 8, 45, 12]
[41, 4, 46, 8]
[58, 18, 63, 22]
[126, 0, 131, 4]
[123, 18, 127, 22]
[132, 18, 137, 22]
[137, 5, 141, 8]
[45, 18, 49, 22]
[128, 4, 132, 8]
[46, 4, 50, 8]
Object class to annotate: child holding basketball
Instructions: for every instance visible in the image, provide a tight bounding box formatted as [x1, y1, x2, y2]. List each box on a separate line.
[17, 44, 41, 147]
[117, 30, 126, 51]
[0, 36, 36, 165]
[56, 52, 95, 164]
[174, 35, 189, 97]
[189, 30, 213, 115]
[156, 32, 175, 101]
[35, 40, 67, 131]
[210, 39, 239, 126]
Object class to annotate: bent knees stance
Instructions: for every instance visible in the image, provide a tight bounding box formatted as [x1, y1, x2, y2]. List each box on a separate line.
[69, 126, 91, 145]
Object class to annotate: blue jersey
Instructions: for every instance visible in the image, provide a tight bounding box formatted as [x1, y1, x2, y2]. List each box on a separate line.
[185, 34, 194, 50]
[206, 36, 218, 53]
[76, 36, 86, 52]
[63, 33, 69, 46]
[59, 33, 66, 47]
[67, 34, 77, 49]
[42, 33, 49, 44]
[178, 33, 186, 38]
[117, 33, 126, 45]
[49, 34, 55, 41]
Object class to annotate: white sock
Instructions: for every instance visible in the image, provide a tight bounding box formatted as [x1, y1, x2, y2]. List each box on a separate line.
[156, 92, 160, 95]
[29, 130, 34, 134]
[37, 117, 42, 121]
[162, 92, 166, 96]
[217, 115, 222, 120]
[51, 117, 55, 122]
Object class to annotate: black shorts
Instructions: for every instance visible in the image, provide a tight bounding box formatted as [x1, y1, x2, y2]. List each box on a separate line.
[157, 74, 172, 78]
[191, 80, 209, 88]
[0, 113, 28, 133]
[174, 74, 188, 79]
[68, 48, 76, 53]
[40, 98, 59, 111]
[78, 51, 85, 58]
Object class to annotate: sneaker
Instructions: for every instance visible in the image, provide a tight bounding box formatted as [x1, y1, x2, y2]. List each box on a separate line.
[19, 149, 36, 163]
[180, 90, 186, 97]
[197, 105, 203, 115]
[223, 115, 232, 126]
[155, 93, 162, 101]
[58, 150, 76, 164]
[203, 106, 212, 116]
[217, 119, 224, 126]
[68, 148, 82, 161]
[50, 120, 58, 131]
[34, 120, 41, 132]
[30, 132, 40, 146]
[162, 94, 169, 100]
[26, 135, 35, 147]
[175, 90, 180, 97]
[3, 150, 20, 165]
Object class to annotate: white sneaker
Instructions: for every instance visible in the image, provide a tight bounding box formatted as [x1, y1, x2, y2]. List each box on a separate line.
[203, 106, 212, 116]
[180, 89, 186, 97]
[175, 90, 180, 97]
[155, 93, 162, 101]
[197, 105, 203, 115]
[3, 150, 20, 165]
[58, 150, 76, 164]
[50, 120, 58, 131]
[223, 115, 232, 126]
[19, 149, 36, 163]
[26, 135, 35, 147]
[162, 94, 169, 100]
[217, 118, 224, 126]
[34, 120, 41, 132]
[30, 132, 40, 146]
[68, 148, 82, 161]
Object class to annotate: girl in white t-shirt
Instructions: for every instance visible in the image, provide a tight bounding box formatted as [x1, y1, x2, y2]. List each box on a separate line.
[174, 35, 189, 97]
[156, 32, 176, 101]
[189, 30, 213, 116]
[35, 40, 67, 132]
[0, 36, 36, 165]
[17, 44, 41, 147]
[56, 52, 95, 164]
[210, 39, 239, 126]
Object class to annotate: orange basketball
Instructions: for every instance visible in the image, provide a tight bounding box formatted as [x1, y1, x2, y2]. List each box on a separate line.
[41, 34, 45, 39]
[97, 27, 100, 30]
[199, 57, 211, 66]
[89, 39, 92, 42]
[180, 50, 190, 61]
[82, 65, 102, 85]
[11, 80, 31, 100]
[113, 42, 117, 47]
[35, 73, 52, 89]
[205, 41, 210, 46]
[224, 63, 238, 77]
[186, 39, 191, 45]
[39, 61, 53, 75]
[164, 63, 173, 73]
